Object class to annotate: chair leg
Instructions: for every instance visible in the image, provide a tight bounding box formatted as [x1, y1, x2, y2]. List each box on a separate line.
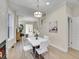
[39, 54, 41, 59]
[22, 50, 26, 58]
[39, 55, 40, 59]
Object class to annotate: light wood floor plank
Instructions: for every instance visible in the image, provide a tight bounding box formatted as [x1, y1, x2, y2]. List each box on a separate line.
[8, 40, 79, 59]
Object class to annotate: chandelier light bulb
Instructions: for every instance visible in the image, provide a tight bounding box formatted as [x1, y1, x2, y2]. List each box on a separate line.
[34, 11, 42, 17]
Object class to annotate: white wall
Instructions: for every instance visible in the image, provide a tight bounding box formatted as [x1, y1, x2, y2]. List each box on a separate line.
[40, 4, 68, 52]
[72, 6, 79, 17]
[67, 3, 79, 17]
[0, 0, 8, 43]
[66, 4, 73, 17]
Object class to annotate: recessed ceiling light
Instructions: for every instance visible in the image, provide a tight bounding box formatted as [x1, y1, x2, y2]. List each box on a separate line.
[46, 2, 50, 5]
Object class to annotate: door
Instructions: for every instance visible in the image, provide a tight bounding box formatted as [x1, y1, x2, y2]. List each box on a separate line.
[71, 17, 79, 50]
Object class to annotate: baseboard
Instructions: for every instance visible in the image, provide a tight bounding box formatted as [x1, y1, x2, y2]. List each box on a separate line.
[6, 39, 16, 50]
[71, 47, 79, 51]
[49, 43, 68, 52]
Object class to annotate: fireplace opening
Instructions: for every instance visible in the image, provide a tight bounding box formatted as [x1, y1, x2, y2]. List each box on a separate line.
[0, 40, 6, 59]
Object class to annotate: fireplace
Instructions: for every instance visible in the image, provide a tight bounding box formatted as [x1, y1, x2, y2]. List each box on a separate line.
[0, 40, 6, 59]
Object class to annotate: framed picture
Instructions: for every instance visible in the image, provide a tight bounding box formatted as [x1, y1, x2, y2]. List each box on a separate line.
[49, 20, 58, 33]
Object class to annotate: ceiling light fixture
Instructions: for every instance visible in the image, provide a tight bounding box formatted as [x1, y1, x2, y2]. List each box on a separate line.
[34, 0, 42, 18]
[46, 2, 50, 5]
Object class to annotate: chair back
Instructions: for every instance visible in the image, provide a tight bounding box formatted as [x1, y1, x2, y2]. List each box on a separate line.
[40, 41, 48, 49]
[44, 35, 48, 39]
[22, 37, 32, 52]
[22, 36, 31, 47]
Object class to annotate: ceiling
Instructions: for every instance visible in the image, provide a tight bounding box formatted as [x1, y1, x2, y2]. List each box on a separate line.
[9, 0, 66, 14]
[9, 0, 79, 17]
[9, 0, 57, 12]
[18, 16, 38, 22]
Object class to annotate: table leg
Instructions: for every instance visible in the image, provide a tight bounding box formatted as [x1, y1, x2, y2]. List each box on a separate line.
[33, 47, 35, 53]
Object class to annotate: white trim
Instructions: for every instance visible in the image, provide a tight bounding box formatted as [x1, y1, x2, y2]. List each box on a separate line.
[71, 47, 79, 51]
[49, 43, 68, 52]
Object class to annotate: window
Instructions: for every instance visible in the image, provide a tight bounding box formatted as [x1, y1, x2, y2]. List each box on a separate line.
[8, 11, 14, 39]
[25, 24, 33, 35]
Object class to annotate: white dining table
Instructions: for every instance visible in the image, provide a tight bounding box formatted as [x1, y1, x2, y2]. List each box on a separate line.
[27, 37, 48, 59]
[27, 37, 48, 47]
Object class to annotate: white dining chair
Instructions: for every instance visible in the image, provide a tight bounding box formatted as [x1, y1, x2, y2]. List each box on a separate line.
[44, 35, 48, 39]
[35, 40, 48, 59]
[22, 37, 33, 59]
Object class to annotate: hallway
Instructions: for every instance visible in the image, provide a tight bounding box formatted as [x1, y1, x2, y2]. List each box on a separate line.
[1, 0, 79, 59]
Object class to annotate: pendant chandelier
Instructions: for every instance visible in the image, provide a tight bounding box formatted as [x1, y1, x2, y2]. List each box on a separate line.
[34, 0, 42, 18]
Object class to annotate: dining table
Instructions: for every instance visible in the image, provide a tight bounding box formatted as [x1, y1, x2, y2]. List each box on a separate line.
[27, 37, 48, 59]
[27, 37, 48, 47]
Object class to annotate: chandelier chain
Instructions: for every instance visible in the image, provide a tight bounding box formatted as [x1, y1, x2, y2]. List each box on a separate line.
[34, 0, 42, 17]
[37, 0, 39, 11]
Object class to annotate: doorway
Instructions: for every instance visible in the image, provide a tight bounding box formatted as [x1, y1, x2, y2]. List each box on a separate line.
[71, 17, 79, 50]
[68, 17, 79, 51]
[68, 17, 72, 48]
[25, 24, 33, 36]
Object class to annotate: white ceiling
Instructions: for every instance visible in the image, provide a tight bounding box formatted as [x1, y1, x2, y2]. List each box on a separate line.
[9, 0, 79, 14]
[18, 16, 38, 22]
[9, 0, 55, 12]
[9, 0, 66, 13]
[10, 0, 79, 11]
[9, 0, 79, 22]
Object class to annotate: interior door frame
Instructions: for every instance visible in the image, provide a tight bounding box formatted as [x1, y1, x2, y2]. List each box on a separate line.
[68, 16, 72, 48]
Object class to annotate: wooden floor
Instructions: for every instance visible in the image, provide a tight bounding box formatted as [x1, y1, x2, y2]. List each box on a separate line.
[7, 40, 79, 59]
